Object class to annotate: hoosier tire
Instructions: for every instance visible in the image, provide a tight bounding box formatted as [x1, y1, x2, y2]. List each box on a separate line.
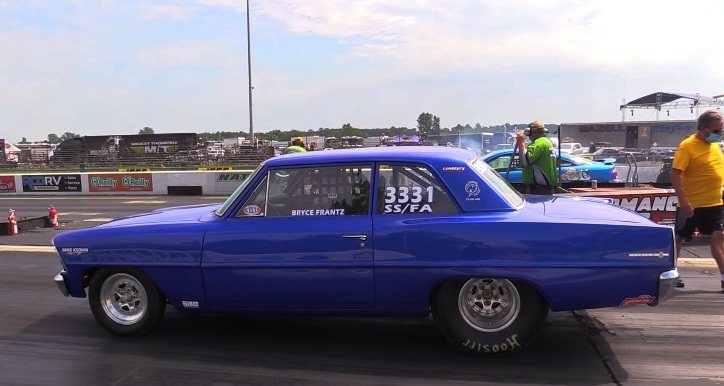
[432, 278, 548, 357]
[88, 267, 166, 336]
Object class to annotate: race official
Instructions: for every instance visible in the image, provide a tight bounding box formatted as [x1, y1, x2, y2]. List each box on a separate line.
[671, 109, 724, 291]
[516, 120, 558, 195]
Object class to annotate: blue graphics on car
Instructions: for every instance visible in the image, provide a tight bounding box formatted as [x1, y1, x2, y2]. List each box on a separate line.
[52, 147, 676, 357]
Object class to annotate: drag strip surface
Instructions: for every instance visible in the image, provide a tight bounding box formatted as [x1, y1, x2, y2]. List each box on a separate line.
[0, 196, 722, 385]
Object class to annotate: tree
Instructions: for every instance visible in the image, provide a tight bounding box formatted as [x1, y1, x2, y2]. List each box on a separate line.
[341, 123, 357, 137]
[416, 112, 433, 135]
[432, 116, 441, 135]
[139, 127, 155, 135]
[20, 137, 28, 143]
[60, 132, 81, 141]
[417, 112, 441, 135]
[47, 134, 60, 144]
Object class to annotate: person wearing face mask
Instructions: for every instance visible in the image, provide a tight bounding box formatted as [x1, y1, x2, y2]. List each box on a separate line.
[516, 120, 558, 195]
[670, 109, 724, 291]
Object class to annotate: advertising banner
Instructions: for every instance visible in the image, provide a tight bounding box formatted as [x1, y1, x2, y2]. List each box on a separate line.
[603, 192, 677, 227]
[215, 172, 252, 194]
[0, 176, 16, 193]
[22, 174, 82, 192]
[88, 173, 154, 192]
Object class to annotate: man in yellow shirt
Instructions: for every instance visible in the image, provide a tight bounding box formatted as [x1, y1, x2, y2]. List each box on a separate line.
[671, 109, 724, 291]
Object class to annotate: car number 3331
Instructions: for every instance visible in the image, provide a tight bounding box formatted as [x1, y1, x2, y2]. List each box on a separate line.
[383, 186, 434, 214]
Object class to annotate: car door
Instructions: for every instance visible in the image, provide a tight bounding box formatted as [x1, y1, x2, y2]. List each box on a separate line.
[202, 164, 375, 310]
[372, 163, 461, 306]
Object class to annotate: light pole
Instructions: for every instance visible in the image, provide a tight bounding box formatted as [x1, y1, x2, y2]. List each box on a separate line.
[246, 0, 255, 144]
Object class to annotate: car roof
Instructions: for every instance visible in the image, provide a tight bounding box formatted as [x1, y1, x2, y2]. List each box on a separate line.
[265, 146, 477, 167]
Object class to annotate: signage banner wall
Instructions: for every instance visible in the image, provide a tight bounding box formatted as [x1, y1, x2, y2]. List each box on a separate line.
[88, 173, 154, 192]
[214, 172, 251, 194]
[22, 174, 82, 192]
[0, 176, 16, 193]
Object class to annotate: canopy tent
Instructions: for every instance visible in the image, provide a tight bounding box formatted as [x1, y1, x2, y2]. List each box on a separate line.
[620, 92, 724, 110]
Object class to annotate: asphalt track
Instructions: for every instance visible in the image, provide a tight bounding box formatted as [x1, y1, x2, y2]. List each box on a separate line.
[0, 196, 722, 386]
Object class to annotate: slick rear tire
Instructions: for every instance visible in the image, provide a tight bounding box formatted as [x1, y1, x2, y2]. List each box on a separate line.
[88, 267, 166, 337]
[432, 278, 548, 357]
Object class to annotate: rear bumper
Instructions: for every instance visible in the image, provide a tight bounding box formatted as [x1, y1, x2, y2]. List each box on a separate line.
[54, 271, 69, 297]
[657, 269, 679, 303]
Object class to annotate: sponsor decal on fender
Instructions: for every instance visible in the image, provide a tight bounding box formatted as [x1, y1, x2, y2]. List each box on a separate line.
[620, 295, 655, 306]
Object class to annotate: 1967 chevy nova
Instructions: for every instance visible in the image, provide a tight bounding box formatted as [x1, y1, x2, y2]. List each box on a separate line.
[52, 146, 678, 357]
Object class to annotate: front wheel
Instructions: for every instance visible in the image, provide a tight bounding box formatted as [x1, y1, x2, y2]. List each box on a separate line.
[432, 278, 548, 357]
[88, 268, 166, 336]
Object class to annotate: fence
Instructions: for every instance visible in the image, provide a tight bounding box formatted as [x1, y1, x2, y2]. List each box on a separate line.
[0, 146, 275, 172]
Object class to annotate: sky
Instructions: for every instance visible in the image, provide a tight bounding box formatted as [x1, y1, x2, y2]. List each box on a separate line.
[2, 0, 724, 143]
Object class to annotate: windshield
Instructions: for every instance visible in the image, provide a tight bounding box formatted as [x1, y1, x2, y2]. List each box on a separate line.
[470, 157, 524, 207]
[214, 166, 262, 216]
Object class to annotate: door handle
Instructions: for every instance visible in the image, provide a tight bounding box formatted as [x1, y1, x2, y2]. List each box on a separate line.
[342, 234, 367, 241]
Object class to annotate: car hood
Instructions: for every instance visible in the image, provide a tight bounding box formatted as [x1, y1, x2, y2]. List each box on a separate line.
[525, 195, 650, 224]
[96, 203, 221, 227]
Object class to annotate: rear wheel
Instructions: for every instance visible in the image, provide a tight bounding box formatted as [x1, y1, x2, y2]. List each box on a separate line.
[432, 278, 548, 357]
[88, 268, 166, 336]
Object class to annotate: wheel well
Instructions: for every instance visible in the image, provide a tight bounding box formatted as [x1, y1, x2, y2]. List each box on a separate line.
[429, 277, 550, 310]
[82, 266, 167, 301]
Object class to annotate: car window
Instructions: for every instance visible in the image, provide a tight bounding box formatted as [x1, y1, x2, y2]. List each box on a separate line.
[470, 158, 524, 207]
[237, 164, 373, 217]
[488, 154, 520, 171]
[215, 166, 261, 216]
[377, 164, 458, 214]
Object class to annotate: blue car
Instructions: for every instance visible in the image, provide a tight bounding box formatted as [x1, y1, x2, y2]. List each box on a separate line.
[52, 147, 677, 357]
[482, 149, 620, 184]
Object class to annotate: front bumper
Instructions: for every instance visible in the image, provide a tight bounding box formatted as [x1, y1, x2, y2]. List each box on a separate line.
[54, 271, 69, 297]
[656, 269, 679, 304]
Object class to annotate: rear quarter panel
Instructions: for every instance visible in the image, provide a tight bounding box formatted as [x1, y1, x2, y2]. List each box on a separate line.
[372, 211, 675, 313]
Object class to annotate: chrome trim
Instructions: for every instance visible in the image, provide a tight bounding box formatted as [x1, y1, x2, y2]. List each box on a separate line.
[54, 271, 69, 297]
[656, 269, 679, 304]
[342, 234, 368, 241]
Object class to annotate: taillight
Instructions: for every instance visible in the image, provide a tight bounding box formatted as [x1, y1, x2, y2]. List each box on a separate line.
[611, 169, 618, 179]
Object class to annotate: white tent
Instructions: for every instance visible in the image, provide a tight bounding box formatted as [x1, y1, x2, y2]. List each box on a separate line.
[4, 142, 21, 162]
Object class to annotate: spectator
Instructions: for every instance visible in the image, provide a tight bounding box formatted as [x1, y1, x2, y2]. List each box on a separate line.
[516, 120, 558, 195]
[283, 137, 307, 154]
[588, 142, 597, 153]
[670, 109, 724, 291]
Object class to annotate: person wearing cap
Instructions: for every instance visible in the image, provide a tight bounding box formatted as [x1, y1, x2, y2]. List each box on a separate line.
[283, 137, 307, 154]
[515, 120, 558, 195]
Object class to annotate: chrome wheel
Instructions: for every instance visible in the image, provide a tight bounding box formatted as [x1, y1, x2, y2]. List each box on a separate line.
[99, 273, 148, 325]
[458, 278, 521, 333]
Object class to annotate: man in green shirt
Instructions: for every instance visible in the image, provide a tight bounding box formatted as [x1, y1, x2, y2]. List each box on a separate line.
[283, 137, 307, 154]
[515, 120, 558, 195]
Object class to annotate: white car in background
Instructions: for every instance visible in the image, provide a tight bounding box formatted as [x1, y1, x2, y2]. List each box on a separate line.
[559, 142, 584, 155]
